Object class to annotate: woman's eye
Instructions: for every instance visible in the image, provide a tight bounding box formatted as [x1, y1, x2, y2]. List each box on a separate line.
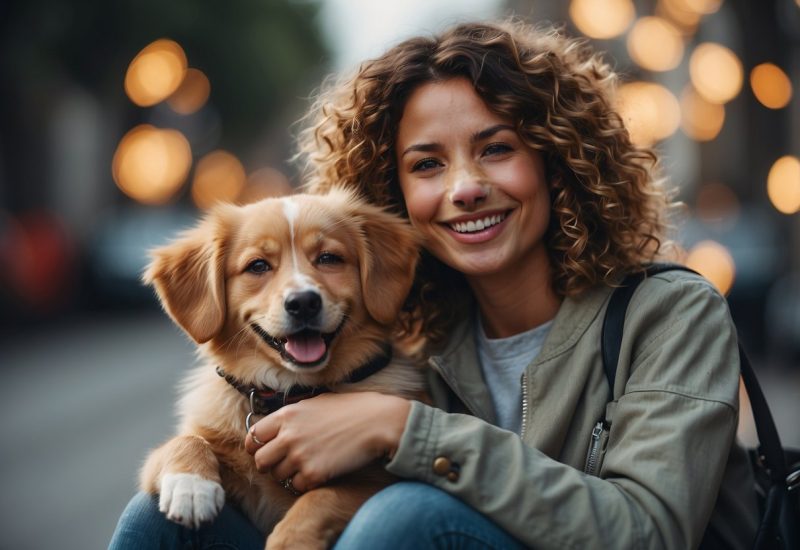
[411, 158, 442, 172]
[246, 259, 270, 274]
[317, 252, 344, 265]
[484, 142, 513, 156]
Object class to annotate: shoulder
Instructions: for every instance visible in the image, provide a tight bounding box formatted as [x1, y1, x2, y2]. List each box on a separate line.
[618, 269, 740, 406]
[627, 269, 731, 330]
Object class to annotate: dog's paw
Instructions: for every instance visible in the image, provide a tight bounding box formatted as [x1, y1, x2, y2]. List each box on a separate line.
[159, 472, 225, 529]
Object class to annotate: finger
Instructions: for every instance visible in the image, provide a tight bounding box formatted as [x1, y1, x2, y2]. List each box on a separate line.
[286, 471, 308, 494]
[253, 438, 290, 473]
[269, 456, 298, 484]
[244, 414, 282, 455]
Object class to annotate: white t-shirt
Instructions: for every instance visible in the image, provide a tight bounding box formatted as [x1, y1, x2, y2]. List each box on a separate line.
[476, 316, 553, 434]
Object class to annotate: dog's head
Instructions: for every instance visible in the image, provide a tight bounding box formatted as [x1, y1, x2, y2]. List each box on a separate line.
[143, 188, 419, 385]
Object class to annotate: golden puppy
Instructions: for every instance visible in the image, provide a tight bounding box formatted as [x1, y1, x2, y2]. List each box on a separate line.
[140, 188, 424, 549]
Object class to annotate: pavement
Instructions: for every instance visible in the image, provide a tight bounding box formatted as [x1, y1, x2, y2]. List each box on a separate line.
[0, 311, 798, 550]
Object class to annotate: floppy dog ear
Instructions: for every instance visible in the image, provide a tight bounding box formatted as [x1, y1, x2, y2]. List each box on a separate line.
[355, 204, 420, 326]
[143, 216, 227, 344]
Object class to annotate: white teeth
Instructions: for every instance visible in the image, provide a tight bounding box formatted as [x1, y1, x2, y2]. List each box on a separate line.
[450, 213, 506, 234]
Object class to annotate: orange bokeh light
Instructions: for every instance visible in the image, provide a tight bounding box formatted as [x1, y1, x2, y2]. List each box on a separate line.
[680, 85, 725, 141]
[238, 167, 294, 204]
[627, 16, 684, 72]
[167, 68, 211, 115]
[767, 156, 800, 215]
[569, 0, 636, 39]
[685, 240, 736, 295]
[191, 150, 247, 209]
[616, 81, 681, 146]
[750, 63, 792, 110]
[112, 125, 192, 205]
[689, 43, 743, 104]
[125, 39, 188, 107]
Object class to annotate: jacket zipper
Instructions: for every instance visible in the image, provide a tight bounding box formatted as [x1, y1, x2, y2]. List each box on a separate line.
[520, 373, 529, 439]
[584, 420, 609, 476]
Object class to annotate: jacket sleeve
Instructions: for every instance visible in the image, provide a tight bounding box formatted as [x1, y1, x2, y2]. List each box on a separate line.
[385, 275, 741, 549]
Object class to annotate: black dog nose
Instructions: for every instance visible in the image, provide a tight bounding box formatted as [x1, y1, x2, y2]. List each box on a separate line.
[284, 290, 322, 320]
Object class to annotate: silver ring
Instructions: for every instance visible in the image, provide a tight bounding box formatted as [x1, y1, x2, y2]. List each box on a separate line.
[281, 476, 302, 496]
[250, 430, 265, 446]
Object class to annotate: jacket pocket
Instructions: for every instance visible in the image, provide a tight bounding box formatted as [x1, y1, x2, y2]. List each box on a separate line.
[584, 420, 610, 476]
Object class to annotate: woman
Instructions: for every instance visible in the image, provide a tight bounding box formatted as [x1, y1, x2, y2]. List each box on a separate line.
[111, 20, 758, 549]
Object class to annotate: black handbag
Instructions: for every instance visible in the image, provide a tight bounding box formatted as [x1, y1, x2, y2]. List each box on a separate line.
[601, 264, 800, 550]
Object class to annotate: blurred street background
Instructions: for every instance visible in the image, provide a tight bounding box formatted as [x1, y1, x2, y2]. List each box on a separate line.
[0, 0, 798, 548]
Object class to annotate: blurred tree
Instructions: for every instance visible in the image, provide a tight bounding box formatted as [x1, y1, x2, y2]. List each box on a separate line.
[0, 0, 328, 211]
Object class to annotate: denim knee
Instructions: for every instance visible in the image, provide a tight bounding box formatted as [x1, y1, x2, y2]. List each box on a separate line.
[334, 481, 525, 550]
[108, 491, 264, 550]
[108, 492, 183, 549]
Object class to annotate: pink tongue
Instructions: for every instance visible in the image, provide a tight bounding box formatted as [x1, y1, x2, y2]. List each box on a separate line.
[284, 332, 326, 364]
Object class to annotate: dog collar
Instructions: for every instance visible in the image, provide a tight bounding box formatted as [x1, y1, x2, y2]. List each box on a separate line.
[216, 345, 394, 420]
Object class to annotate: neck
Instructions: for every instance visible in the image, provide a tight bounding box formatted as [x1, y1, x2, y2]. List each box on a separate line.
[467, 250, 561, 339]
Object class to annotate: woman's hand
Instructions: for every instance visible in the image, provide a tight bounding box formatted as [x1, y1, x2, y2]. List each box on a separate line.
[244, 391, 411, 493]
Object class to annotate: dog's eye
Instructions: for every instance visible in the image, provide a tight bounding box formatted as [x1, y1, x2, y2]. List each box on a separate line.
[246, 259, 270, 274]
[316, 252, 343, 265]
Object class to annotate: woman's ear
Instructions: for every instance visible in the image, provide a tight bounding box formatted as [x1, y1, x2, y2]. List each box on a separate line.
[142, 215, 227, 344]
[355, 203, 420, 326]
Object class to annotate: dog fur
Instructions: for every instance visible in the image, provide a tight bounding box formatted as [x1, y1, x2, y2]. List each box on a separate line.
[140, 188, 425, 549]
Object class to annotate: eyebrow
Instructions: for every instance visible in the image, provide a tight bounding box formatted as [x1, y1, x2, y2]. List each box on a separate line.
[400, 124, 516, 158]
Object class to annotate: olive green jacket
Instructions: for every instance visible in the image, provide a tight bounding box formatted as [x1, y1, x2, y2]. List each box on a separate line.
[386, 270, 758, 549]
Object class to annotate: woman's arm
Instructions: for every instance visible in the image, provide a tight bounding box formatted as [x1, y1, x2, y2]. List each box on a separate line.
[385, 274, 745, 549]
[246, 275, 745, 549]
[244, 391, 411, 491]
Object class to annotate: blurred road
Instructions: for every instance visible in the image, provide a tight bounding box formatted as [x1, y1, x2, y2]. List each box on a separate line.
[0, 312, 798, 550]
[0, 313, 194, 550]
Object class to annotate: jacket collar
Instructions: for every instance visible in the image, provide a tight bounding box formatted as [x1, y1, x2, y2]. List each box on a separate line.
[427, 283, 613, 419]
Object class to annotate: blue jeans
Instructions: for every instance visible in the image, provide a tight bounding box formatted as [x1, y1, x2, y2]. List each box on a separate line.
[109, 482, 525, 549]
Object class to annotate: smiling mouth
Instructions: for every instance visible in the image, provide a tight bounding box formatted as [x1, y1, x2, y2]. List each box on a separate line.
[250, 322, 344, 368]
[446, 210, 511, 234]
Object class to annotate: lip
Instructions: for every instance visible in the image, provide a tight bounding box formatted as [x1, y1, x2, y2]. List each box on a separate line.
[439, 209, 513, 244]
[250, 321, 345, 368]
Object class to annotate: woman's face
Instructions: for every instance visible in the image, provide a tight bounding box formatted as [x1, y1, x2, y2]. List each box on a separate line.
[395, 77, 551, 282]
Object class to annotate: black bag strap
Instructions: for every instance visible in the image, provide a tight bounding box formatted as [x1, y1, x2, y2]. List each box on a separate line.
[601, 263, 788, 484]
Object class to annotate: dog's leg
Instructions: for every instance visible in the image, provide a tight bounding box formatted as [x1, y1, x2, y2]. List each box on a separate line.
[140, 434, 226, 529]
[266, 483, 381, 550]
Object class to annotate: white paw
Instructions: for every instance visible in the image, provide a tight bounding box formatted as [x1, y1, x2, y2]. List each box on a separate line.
[159, 473, 225, 529]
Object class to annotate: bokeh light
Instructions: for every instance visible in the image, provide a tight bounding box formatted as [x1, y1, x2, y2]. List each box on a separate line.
[658, 0, 702, 29]
[1, 211, 75, 311]
[616, 81, 681, 146]
[167, 68, 211, 115]
[569, 0, 635, 39]
[750, 63, 792, 110]
[689, 43, 743, 104]
[238, 167, 294, 204]
[627, 16, 684, 72]
[685, 240, 736, 295]
[680, 85, 726, 141]
[695, 181, 740, 225]
[112, 125, 192, 205]
[191, 150, 247, 209]
[767, 156, 800, 214]
[682, 0, 723, 14]
[124, 39, 188, 107]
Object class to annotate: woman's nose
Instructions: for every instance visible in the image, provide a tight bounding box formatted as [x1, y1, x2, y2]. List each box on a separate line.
[449, 177, 488, 209]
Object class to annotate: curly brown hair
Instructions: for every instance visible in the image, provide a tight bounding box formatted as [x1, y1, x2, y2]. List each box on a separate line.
[297, 19, 675, 343]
